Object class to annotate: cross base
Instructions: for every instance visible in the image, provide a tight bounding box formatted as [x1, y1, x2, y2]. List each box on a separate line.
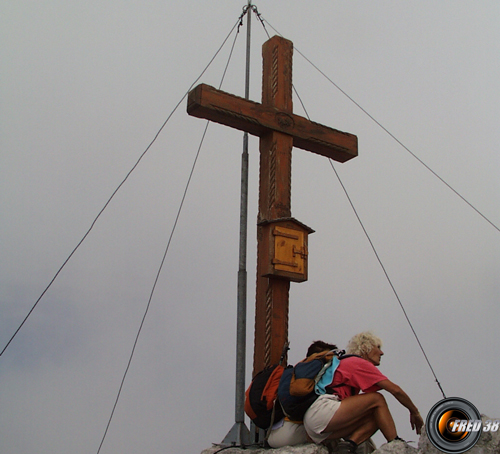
[220, 421, 251, 447]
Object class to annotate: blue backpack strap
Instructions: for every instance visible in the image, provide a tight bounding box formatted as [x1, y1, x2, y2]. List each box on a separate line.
[314, 356, 339, 395]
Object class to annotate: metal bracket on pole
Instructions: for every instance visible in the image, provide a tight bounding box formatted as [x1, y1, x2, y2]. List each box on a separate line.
[221, 422, 251, 448]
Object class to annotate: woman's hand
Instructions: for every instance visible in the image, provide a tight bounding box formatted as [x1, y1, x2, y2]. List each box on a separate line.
[410, 412, 424, 434]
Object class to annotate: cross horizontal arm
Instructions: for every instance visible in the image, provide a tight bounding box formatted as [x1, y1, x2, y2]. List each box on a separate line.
[187, 84, 357, 163]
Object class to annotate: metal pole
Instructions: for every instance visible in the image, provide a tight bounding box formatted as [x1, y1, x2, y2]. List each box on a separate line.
[221, 2, 252, 446]
[236, 2, 251, 424]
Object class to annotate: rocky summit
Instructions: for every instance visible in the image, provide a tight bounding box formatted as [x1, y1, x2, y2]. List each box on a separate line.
[201, 415, 500, 454]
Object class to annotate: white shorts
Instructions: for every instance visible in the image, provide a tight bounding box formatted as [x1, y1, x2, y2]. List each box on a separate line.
[267, 420, 308, 448]
[303, 394, 342, 443]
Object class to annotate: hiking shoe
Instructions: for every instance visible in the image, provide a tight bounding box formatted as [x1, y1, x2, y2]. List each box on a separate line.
[322, 439, 338, 454]
[337, 440, 358, 454]
[390, 436, 407, 444]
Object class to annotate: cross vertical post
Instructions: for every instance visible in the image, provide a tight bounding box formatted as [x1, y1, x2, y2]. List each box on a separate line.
[253, 37, 294, 373]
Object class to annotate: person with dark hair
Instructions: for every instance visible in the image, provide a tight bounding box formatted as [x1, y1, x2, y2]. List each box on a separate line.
[303, 332, 424, 454]
[306, 340, 337, 357]
[267, 340, 337, 448]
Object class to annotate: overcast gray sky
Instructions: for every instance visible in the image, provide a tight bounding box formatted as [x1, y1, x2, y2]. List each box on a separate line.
[1, 1, 499, 453]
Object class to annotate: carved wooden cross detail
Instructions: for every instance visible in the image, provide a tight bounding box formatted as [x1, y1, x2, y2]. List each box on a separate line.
[187, 35, 357, 375]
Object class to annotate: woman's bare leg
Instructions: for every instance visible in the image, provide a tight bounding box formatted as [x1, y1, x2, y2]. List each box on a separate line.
[346, 415, 378, 445]
[323, 392, 397, 443]
[324, 414, 378, 445]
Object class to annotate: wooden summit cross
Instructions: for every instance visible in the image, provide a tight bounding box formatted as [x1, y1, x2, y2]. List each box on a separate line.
[187, 35, 357, 375]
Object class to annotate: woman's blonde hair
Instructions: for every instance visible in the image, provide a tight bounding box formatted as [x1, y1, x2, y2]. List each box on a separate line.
[346, 331, 382, 356]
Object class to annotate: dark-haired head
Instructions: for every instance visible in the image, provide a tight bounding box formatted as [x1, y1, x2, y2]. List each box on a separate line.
[306, 340, 337, 357]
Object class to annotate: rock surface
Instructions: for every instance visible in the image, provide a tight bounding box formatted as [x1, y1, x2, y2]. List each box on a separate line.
[201, 444, 327, 454]
[372, 439, 417, 454]
[201, 415, 500, 454]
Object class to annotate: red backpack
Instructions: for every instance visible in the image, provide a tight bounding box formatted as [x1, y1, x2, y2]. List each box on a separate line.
[244, 364, 288, 429]
[244, 343, 290, 430]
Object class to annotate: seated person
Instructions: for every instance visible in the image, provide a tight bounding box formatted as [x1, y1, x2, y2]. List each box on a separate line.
[267, 340, 337, 448]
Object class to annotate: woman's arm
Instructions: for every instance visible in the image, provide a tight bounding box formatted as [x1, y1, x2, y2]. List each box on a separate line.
[376, 379, 424, 434]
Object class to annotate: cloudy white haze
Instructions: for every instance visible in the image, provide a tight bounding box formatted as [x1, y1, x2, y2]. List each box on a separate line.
[1, 2, 499, 453]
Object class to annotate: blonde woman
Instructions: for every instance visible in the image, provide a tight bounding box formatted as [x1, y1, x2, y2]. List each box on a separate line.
[303, 332, 424, 454]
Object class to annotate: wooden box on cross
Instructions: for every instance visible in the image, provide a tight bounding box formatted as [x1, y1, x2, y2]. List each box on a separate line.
[258, 218, 314, 283]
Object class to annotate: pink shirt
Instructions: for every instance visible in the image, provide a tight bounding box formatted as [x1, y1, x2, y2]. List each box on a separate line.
[326, 356, 388, 400]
